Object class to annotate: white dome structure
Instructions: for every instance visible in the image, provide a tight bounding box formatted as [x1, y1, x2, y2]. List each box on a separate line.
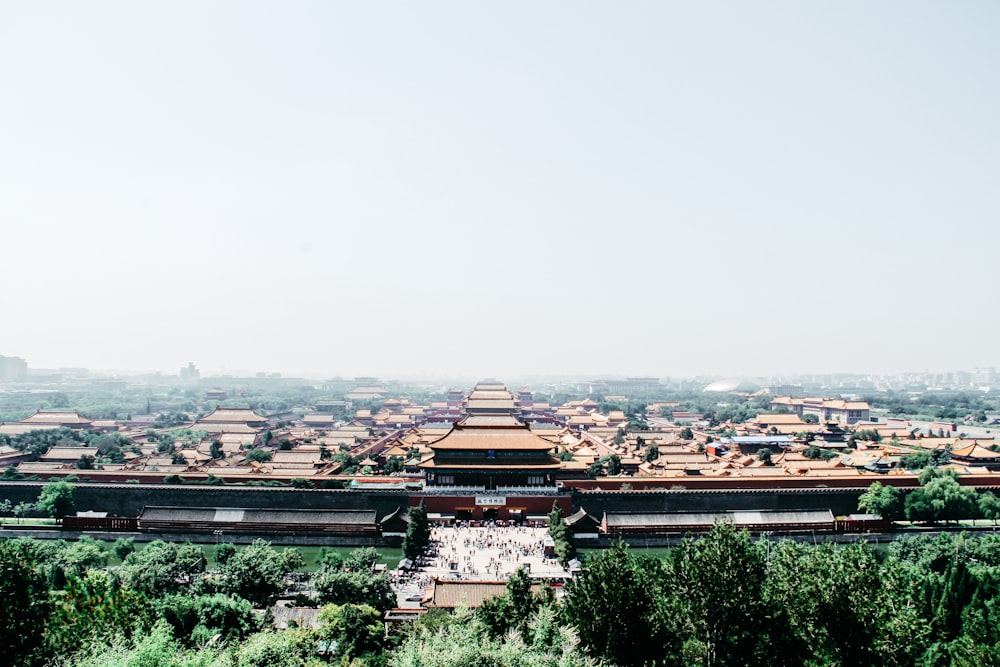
[702, 378, 762, 393]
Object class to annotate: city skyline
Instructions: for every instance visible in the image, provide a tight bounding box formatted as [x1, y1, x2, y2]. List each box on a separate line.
[3, 3, 998, 379]
[2, 353, 997, 389]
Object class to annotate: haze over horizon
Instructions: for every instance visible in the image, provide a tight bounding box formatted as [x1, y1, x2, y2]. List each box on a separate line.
[3, 2, 998, 380]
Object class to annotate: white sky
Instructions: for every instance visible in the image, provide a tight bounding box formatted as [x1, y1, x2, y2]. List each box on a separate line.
[2, 2, 997, 379]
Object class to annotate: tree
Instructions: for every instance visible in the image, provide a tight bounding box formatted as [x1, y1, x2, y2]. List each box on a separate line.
[680, 427, 694, 440]
[316, 603, 384, 661]
[403, 501, 430, 561]
[56, 535, 109, 580]
[316, 547, 345, 570]
[216, 539, 302, 607]
[62, 619, 226, 667]
[506, 565, 538, 633]
[931, 444, 953, 467]
[154, 593, 258, 647]
[477, 566, 543, 638]
[979, 491, 1000, 524]
[857, 481, 904, 521]
[245, 448, 272, 463]
[923, 472, 979, 523]
[36, 480, 75, 522]
[75, 454, 95, 470]
[14, 501, 34, 523]
[45, 570, 151, 659]
[111, 537, 135, 561]
[904, 468, 980, 524]
[215, 542, 237, 566]
[764, 540, 929, 666]
[670, 521, 771, 666]
[394, 606, 599, 667]
[0, 539, 51, 667]
[563, 541, 675, 667]
[905, 487, 939, 523]
[116, 540, 207, 597]
[548, 502, 576, 564]
[901, 451, 932, 470]
[342, 546, 379, 572]
[384, 455, 404, 474]
[644, 444, 660, 462]
[230, 627, 317, 667]
[757, 448, 773, 465]
[312, 569, 394, 611]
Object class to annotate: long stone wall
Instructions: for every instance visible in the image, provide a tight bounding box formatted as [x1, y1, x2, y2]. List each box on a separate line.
[572, 487, 866, 517]
[0, 482, 409, 519]
[0, 481, 866, 525]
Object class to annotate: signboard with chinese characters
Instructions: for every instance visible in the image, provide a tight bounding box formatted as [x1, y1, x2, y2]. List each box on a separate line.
[475, 496, 506, 507]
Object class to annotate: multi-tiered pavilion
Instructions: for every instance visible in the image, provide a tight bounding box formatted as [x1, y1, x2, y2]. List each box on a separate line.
[415, 381, 571, 522]
[420, 416, 563, 489]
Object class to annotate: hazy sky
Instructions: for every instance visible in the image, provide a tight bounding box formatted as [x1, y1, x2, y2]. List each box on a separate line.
[2, 2, 997, 380]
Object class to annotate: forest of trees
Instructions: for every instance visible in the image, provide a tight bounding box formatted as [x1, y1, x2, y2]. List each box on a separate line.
[6, 525, 1000, 666]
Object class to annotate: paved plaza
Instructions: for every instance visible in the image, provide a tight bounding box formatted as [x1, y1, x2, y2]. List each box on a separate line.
[392, 524, 572, 607]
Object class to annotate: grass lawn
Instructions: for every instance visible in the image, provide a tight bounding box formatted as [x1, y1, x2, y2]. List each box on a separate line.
[0, 518, 57, 526]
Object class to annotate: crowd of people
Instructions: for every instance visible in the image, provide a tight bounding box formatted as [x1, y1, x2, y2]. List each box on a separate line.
[419, 522, 566, 580]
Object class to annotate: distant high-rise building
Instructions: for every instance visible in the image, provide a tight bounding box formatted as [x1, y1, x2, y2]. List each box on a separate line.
[180, 362, 200, 384]
[0, 355, 28, 382]
[601, 377, 661, 396]
[972, 367, 996, 387]
[766, 384, 805, 397]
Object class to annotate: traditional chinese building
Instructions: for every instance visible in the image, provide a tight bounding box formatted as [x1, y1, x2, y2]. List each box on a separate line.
[415, 383, 570, 522]
[419, 415, 562, 490]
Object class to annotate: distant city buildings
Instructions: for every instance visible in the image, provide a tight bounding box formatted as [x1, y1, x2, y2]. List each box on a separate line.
[770, 396, 871, 425]
[180, 362, 200, 384]
[0, 355, 27, 382]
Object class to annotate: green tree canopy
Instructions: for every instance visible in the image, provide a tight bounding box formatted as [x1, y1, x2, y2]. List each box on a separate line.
[46, 570, 151, 659]
[669, 521, 771, 666]
[313, 569, 394, 611]
[245, 448, 272, 463]
[154, 593, 258, 646]
[403, 501, 430, 561]
[36, 480, 75, 521]
[317, 603, 384, 661]
[547, 502, 576, 564]
[0, 539, 51, 667]
[562, 541, 675, 667]
[215, 539, 302, 607]
[857, 481, 904, 520]
[116, 540, 207, 597]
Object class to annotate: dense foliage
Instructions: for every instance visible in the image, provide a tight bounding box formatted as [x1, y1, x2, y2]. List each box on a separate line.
[402, 501, 430, 561]
[12, 520, 1000, 665]
[563, 525, 1000, 666]
[547, 502, 576, 564]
